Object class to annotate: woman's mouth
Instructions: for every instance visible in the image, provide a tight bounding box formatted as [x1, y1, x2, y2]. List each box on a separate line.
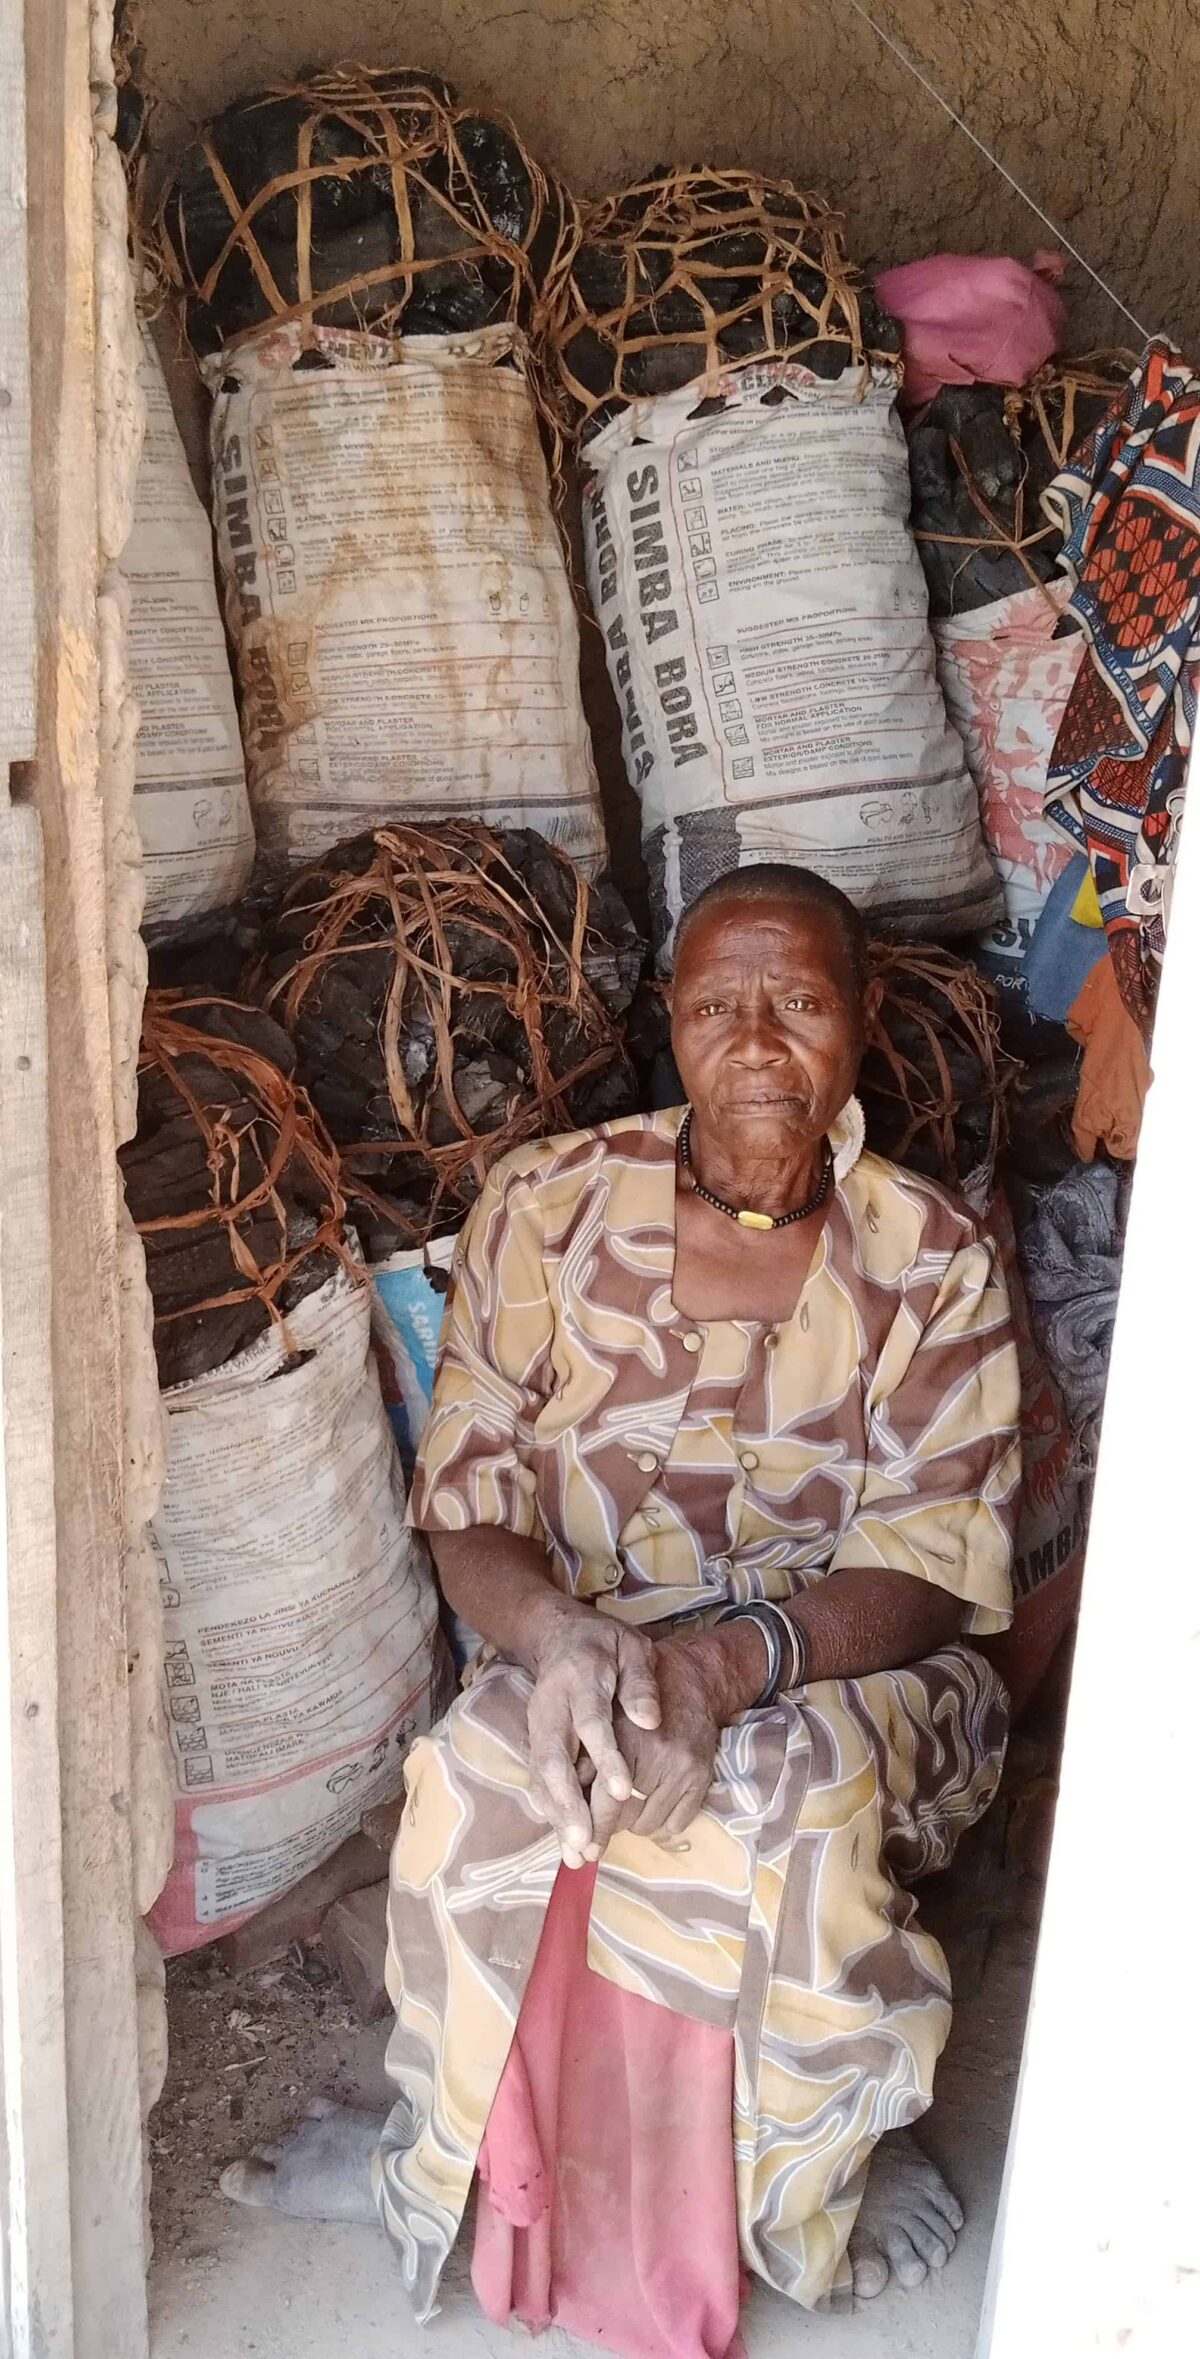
[722, 1093, 809, 1111]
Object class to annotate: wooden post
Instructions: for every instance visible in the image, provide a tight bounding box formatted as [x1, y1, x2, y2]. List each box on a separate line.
[0, 0, 76, 2349]
[0, 0, 34, 766]
[17, 0, 151, 2350]
[0, 810, 75, 2359]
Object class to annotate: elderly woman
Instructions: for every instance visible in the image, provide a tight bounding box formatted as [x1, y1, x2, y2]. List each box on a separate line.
[226, 864, 1019, 2352]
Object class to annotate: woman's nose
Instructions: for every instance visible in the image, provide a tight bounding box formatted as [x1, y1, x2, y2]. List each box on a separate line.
[731, 1016, 788, 1065]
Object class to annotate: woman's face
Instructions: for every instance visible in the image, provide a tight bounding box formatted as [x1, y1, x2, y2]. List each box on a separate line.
[670, 898, 873, 1146]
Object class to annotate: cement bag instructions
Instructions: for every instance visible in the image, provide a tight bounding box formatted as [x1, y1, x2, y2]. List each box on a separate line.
[935, 581, 1083, 948]
[147, 1265, 441, 1954]
[127, 322, 256, 923]
[581, 358, 1000, 953]
[207, 321, 606, 873]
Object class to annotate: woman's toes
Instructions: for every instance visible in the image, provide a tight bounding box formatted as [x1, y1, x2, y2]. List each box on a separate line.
[882, 2225, 930, 2289]
[915, 2195, 960, 2251]
[219, 2158, 276, 2208]
[849, 2242, 890, 2300]
[906, 2215, 950, 2270]
[926, 2181, 964, 2235]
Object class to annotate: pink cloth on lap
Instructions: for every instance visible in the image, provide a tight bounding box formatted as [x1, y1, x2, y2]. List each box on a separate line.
[473, 1861, 745, 2359]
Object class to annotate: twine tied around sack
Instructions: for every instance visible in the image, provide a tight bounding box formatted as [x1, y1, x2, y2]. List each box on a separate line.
[548, 167, 900, 437]
[1015, 351, 1136, 470]
[255, 822, 639, 1245]
[156, 64, 579, 357]
[125, 995, 357, 1378]
[861, 944, 1017, 1192]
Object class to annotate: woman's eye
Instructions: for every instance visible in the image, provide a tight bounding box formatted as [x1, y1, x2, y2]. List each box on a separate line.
[783, 996, 818, 1013]
[696, 1001, 728, 1017]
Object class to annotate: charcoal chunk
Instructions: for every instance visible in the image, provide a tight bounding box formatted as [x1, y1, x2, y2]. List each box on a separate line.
[249, 821, 645, 1255]
[158, 66, 576, 353]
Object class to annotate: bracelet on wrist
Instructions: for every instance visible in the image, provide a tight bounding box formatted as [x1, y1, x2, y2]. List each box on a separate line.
[716, 1600, 809, 1708]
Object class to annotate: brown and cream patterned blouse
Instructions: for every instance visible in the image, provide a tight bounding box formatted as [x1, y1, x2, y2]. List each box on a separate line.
[409, 1104, 1020, 1635]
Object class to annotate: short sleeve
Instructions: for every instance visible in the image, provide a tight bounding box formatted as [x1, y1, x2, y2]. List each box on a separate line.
[407, 1157, 555, 1539]
[827, 1232, 1021, 1633]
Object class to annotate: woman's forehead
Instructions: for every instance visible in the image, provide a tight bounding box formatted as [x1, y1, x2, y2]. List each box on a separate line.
[675, 897, 853, 977]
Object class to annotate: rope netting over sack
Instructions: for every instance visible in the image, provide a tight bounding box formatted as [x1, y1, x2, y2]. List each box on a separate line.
[547, 167, 901, 438]
[251, 822, 645, 1254]
[120, 994, 355, 1390]
[156, 65, 578, 358]
[859, 945, 1019, 1200]
[908, 354, 1133, 617]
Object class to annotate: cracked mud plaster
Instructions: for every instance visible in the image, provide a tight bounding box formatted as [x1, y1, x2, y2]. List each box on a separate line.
[133, 0, 1197, 354]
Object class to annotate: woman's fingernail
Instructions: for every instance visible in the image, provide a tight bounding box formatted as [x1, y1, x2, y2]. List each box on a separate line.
[561, 1847, 583, 1870]
[605, 1773, 631, 1800]
[584, 1842, 601, 1862]
[567, 1822, 589, 1849]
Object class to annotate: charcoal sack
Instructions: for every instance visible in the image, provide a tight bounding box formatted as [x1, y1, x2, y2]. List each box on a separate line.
[158, 66, 575, 358]
[582, 360, 1000, 958]
[206, 322, 605, 873]
[252, 821, 643, 1250]
[127, 322, 255, 923]
[146, 1264, 443, 1954]
[977, 1191, 1090, 1718]
[549, 166, 898, 441]
[120, 993, 349, 1390]
[858, 944, 1014, 1206]
[907, 362, 1128, 619]
[934, 580, 1083, 945]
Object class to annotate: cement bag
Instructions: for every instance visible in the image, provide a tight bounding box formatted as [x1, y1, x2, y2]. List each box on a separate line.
[582, 358, 1000, 956]
[370, 1236, 457, 1473]
[978, 1191, 1089, 1717]
[935, 581, 1082, 942]
[206, 321, 606, 874]
[126, 323, 256, 923]
[146, 1264, 441, 1954]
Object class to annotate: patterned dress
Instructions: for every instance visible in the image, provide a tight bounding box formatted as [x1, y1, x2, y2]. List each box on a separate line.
[375, 1105, 1020, 2315]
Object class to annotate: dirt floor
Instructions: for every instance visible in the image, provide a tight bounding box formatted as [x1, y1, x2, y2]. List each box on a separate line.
[148, 1734, 1055, 2359]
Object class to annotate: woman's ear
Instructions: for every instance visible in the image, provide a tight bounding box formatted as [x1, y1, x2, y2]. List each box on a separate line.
[863, 977, 884, 1033]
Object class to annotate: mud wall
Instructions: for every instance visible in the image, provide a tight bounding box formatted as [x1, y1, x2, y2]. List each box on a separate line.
[134, 0, 1197, 353]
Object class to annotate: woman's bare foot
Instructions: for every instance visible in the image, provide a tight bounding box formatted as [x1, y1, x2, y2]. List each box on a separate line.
[219, 2097, 386, 2224]
[847, 2129, 964, 2298]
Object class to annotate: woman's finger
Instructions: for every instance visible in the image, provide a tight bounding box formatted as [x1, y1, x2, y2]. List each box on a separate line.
[657, 1776, 709, 1846]
[573, 1707, 633, 1804]
[629, 1767, 687, 1839]
[527, 1729, 593, 1858]
[587, 1783, 637, 1855]
[615, 1636, 661, 1730]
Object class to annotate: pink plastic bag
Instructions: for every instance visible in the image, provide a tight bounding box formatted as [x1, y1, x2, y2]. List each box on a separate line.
[876, 252, 1068, 409]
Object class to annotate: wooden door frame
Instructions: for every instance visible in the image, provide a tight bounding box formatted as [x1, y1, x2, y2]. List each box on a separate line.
[1, 0, 151, 2352]
[1, 6, 1196, 2358]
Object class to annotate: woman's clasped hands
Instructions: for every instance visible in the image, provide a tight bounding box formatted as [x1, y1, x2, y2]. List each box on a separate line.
[526, 1604, 724, 1866]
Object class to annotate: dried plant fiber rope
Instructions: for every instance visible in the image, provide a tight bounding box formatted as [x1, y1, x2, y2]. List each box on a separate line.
[909, 355, 1132, 617]
[859, 943, 1018, 1197]
[251, 822, 643, 1253]
[121, 993, 356, 1387]
[547, 166, 900, 439]
[157, 64, 578, 360]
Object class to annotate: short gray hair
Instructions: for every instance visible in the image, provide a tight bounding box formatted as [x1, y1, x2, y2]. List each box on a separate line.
[674, 863, 870, 996]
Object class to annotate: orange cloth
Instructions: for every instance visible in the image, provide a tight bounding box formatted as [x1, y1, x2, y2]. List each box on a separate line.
[1067, 956, 1152, 1163]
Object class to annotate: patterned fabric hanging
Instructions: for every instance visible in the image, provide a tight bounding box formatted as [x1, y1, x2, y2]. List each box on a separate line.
[1043, 338, 1198, 1023]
